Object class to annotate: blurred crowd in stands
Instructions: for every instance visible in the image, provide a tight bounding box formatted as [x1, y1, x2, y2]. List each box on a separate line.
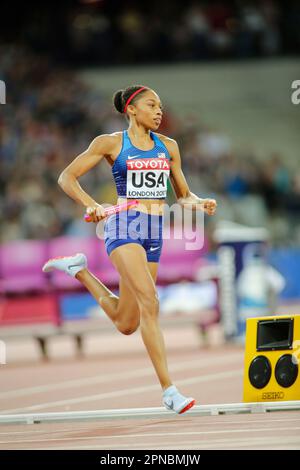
[1, 1, 300, 66]
[1, 45, 300, 245]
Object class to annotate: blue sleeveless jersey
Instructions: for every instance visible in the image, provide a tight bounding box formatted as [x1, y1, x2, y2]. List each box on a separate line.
[111, 130, 171, 199]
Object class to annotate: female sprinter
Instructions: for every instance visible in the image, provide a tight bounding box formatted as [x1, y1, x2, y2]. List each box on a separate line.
[42, 85, 217, 414]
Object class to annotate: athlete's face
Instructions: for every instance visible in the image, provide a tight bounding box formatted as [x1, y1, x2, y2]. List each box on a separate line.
[129, 90, 163, 130]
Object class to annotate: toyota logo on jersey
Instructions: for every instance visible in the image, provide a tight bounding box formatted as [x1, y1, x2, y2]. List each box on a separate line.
[126, 158, 170, 198]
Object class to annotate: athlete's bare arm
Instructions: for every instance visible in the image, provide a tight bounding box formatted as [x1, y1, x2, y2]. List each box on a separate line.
[158, 134, 217, 216]
[58, 133, 120, 222]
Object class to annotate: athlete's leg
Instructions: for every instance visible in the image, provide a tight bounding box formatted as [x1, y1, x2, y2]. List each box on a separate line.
[75, 267, 140, 333]
[146, 257, 196, 412]
[53, 247, 194, 409]
[42, 248, 143, 333]
[109, 243, 172, 391]
[76, 262, 162, 335]
[143, 261, 172, 390]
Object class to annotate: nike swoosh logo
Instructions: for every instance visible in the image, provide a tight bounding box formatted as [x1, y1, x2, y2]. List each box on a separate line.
[127, 155, 141, 160]
[150, 246, 160, 252]
[164, 398, 173, 409]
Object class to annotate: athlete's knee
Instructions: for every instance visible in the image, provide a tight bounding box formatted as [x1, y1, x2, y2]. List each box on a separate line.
[116, 321, 140, 336]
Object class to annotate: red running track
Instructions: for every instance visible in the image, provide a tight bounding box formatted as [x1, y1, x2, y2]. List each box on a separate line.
[0, 324, 299, 450]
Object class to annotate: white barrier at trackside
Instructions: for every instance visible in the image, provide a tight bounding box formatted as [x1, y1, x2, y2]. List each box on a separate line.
[0, 401, 300, 425]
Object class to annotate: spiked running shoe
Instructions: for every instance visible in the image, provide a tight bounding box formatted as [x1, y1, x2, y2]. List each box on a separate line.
[42, 253, 87, 278]
[163, 385, 196, 414]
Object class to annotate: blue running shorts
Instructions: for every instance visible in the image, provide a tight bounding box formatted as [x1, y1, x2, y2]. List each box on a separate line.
[104, 209, 163, 262]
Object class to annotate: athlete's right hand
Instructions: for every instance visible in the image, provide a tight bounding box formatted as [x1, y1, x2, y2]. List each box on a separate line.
[85, 203, 106, 222]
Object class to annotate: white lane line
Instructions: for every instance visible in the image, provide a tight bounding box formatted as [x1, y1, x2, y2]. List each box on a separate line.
[37, 435, 300, 451]
[144, 416, 300, 427]
[1, 425, 300, 445]
[0, 429, 48, 435]
[2, 441, 188, 450]
[2, 416, 300, 436]
[25, 435, 300, 451]
[1, 415, 300, 437]
[154, 436, 300, 450]
[1, 369, 242, 414]
[0, 353, 242, 400]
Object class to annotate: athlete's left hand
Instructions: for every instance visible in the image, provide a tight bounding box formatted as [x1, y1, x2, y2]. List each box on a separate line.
[178, 194, 217, 215]
[200, 198, 217, 216]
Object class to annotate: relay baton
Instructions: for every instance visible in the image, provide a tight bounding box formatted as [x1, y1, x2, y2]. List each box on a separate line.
[84, 200, 139, 222]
